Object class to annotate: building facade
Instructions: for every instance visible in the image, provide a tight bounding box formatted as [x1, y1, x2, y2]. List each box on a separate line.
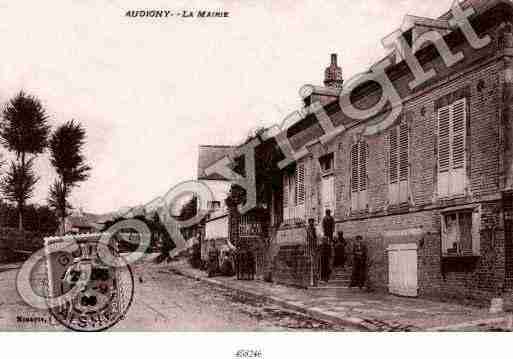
[264, 0, 513, 303]
[196, 145, 270, 276]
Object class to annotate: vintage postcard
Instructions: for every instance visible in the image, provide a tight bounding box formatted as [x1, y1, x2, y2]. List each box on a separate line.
[1, 0, 513, 353]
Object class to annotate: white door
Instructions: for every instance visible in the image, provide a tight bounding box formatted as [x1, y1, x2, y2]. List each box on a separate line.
[321, 175, 335, 214]
[387, 243, 418, 297]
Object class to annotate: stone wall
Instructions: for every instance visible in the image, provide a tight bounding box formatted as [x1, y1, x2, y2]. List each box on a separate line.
[272, 243, 311, 288]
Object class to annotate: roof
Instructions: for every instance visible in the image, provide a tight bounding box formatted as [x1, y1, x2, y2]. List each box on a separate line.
[251, 0, 513, 165]
[197, 145, 235, 180]
[66, 215, 95, 229]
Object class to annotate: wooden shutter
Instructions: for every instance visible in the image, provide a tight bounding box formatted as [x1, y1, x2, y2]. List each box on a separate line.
[389, 127, 399, 184]
[359, 142, 368, 192]
[399, 121, 409, 182]
[351, 141, 368, 211]
[283, 174, 289, 208]
[451, 99, 466, 195]
[351, 144, 359, 194]
[359, 142, 368, 209]
[399, 121, 409, 203]
[438, 106, 451, 197]
[451, 99, 466, 170]
[295, 163, 305, 205]
[283, 174, 289, 220]
[351, 143, 359, 210]
[438, 98, 467, 197]
[388, 127, 398, 205]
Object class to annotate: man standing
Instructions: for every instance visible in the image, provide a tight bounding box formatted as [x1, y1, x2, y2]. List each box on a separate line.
[333, 231, 346, 268]
[350, 235, 367, 289]
[306, 218, 318, 286]
[321, 210, 335, 281]
[319, 236, 332, 282]
[322, 209, 335, 243]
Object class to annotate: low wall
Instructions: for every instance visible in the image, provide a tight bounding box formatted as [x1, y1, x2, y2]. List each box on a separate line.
[0, 227, 45, 263]
[271, 224, 311, 288]
[272, 244, 311, 288]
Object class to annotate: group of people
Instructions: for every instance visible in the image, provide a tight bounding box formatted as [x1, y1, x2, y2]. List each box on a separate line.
[306, 210, 367, 289]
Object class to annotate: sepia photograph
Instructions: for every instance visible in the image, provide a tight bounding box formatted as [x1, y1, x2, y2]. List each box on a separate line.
[1, 0, 513, 356]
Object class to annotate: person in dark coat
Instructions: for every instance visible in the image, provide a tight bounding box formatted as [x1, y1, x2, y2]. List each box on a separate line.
[322, 210, 335, 243]
[350, 235, 367, 289]
[207, 241, 220, 278]
[306, 218, 318, 286]
[319, 236, 332, 282]
[333, 231, 346, 267]
[321, 210, 335, 281]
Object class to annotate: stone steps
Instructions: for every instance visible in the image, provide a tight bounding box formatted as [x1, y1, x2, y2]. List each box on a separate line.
[309, 266, 353, 289]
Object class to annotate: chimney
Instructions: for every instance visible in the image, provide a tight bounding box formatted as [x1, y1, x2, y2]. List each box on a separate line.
[324, 53, 343, 89]
[331, 53, 337, 65]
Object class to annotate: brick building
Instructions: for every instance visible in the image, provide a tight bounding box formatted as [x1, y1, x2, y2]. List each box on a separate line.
[255, 0, 513, 303]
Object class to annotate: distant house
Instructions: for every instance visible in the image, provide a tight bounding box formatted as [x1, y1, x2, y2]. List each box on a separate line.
[63, 209, 101, 234]
[196, 145, 234, 261]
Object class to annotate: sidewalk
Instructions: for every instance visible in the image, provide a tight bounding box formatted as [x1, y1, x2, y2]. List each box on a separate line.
[167, 260, 512, 331]
[0, 262, 22, 273]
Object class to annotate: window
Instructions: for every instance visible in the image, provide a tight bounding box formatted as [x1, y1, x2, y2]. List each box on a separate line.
[438, 98, 467, 198]
[387, 120, 409, 206]
[321, 175, 335, 215]
[350, 140, 368, 212]
[208, 201, 221, 211]
[319, 153, 334, 174]
[283, 163, 306, 221]
[441, 210, 480, 256]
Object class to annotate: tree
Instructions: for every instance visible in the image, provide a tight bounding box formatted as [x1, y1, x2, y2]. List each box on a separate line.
[0, 159, 38, 230]
[48, 120, 91, 234]
[0, 91, 50, 230]
[23, 204, 59, 234]
[47, 180, 71, 232]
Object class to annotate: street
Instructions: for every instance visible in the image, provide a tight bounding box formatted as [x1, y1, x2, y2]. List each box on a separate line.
[0, 264, 349, 331]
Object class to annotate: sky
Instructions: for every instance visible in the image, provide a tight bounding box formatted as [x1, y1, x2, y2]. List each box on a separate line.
[0, 0, 452, 214]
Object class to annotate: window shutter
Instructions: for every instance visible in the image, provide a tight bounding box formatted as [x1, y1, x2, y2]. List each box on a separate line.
[295, 164, 305, 205]
[438, 106, 451, 197]
[283, 174, 289, 208]
[389, 127, 398, 184]
[384, 132, 390, 180]
[399, 121, 409, 182]
[359, 142, 368, 209]
[359, 141, 368, 192]
[351, 144, 359, 194]
[438, 98, 467, 197]
[451, 99, 466, 195]
[438, 106, 451, 173]
[451, 99, 466, 170]
[399, 121, 409, 204]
